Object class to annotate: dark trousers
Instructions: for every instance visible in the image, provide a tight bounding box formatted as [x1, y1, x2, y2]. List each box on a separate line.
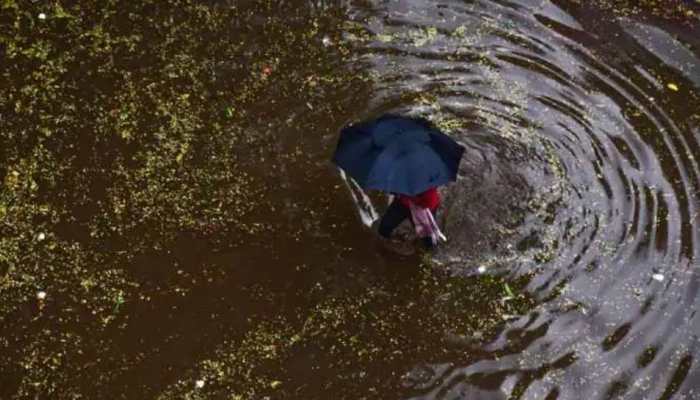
[378, 199, 436, 249]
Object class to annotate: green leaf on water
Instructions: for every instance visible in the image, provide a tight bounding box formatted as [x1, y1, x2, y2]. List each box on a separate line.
[376, 34, 393, 43]
[504, 283, 515, 297]
[113, 290, 125, 313]
[270, 380, 282, 389]
[54, 4, 74, 19]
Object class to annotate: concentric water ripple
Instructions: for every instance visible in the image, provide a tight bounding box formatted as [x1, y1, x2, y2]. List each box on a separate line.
[345, 0, 700, 398]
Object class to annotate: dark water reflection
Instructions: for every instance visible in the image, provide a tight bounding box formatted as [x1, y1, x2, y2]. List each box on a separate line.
[1, 0, 699, 399]
[341, 1, 700, 399]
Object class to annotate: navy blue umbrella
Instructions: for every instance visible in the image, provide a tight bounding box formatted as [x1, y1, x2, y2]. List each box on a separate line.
[332, 114, 465, 196]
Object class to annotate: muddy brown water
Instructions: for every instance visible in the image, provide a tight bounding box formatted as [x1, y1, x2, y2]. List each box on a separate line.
[1, 1, 700, 399]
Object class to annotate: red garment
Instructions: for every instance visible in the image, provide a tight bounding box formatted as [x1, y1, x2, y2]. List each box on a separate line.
[399, 187, 440, 211]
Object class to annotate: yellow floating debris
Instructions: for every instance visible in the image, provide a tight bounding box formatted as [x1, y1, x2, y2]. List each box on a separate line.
[667, 83, 679, 91]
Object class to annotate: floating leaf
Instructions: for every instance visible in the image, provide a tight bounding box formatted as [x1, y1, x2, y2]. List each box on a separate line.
[504, 283, 515, 297]
[270, 380, 282, 389]
[376, 34, 393, 43]
[113, 290, 125, 313]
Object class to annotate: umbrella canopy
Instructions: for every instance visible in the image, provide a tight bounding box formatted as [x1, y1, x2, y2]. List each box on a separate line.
[332, 114, 465, 195]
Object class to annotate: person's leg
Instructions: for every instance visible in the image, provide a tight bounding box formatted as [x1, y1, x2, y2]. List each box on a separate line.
[378, 199, 410, 238]
[377, 201, 414, 256]
[421, 236, 436, 250]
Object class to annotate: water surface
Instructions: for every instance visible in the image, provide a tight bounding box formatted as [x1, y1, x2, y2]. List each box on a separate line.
[1, 1, 699, 399]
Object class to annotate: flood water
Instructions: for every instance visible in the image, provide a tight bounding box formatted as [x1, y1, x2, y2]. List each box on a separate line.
[1, 1, 699, 399]
[344, 1, 700, 399]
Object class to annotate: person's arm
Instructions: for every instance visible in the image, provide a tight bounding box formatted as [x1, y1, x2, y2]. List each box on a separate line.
[413, 188, 440, 209]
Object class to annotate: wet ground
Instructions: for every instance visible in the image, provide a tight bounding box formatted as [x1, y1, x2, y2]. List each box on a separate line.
[1, 1, 699, 399]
